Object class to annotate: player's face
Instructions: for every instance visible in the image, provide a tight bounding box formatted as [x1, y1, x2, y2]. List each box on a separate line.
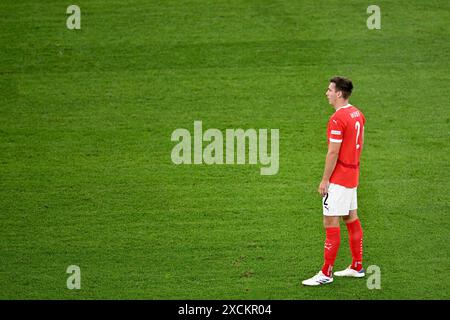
[326, 83, 338, 105]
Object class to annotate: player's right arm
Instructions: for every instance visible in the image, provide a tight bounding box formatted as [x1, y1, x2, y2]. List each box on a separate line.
[360, 113, 365, 152]
[361, 127, 364, 152]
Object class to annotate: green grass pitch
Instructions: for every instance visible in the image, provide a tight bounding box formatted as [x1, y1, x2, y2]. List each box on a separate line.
[0, 0, 449, 299]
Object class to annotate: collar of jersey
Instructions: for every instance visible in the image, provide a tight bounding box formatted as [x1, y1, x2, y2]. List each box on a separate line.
[335, 103, 352, 112]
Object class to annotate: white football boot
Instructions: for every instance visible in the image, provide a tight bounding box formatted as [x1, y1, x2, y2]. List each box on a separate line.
[301, 271, 333, 286]
[334, 267, 365, 278]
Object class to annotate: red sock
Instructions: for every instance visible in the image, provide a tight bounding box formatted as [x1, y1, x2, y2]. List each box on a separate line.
[346, 219, 363, 271]
[321, 227, 341, 277]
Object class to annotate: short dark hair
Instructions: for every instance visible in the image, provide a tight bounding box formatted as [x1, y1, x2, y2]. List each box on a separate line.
[330, 76, 353, 99]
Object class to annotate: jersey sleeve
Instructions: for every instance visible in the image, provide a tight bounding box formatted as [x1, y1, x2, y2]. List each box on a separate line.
[329, 116, 345, 143]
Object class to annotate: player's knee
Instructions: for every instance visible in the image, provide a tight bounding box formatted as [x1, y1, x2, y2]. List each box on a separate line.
[323, 216, 340, 228]
[344, 210, 358, 223]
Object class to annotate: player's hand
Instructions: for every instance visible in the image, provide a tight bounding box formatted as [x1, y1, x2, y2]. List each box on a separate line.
[318, 180, 329, 197]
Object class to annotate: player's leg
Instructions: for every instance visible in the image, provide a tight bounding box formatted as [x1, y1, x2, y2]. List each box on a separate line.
[344, 209, 364, 272]
[342, 209, 358, 224]
[302, 184, 345, 286]
[302, 217, 340, 286]
[321, 215, 341, 277]
[335, 189, 365, 278]
[301, 216, 339, 285]
[324, 215, 340, 227]
[320, 184, 349, 277]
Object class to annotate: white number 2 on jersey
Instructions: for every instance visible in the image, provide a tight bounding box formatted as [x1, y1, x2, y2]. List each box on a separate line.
[355, 121, 361, 150]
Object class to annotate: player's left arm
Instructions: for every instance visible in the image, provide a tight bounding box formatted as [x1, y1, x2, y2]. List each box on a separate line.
[318, 142, 341, 196]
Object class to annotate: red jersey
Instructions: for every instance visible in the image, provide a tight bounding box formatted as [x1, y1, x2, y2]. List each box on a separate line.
[327, 104, 365, 188]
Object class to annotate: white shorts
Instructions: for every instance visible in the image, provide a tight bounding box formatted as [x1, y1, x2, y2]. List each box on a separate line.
[322, 183, 357, 216]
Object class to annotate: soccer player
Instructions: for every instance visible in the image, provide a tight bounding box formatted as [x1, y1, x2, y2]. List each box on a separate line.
[302, 76, 366, 286]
